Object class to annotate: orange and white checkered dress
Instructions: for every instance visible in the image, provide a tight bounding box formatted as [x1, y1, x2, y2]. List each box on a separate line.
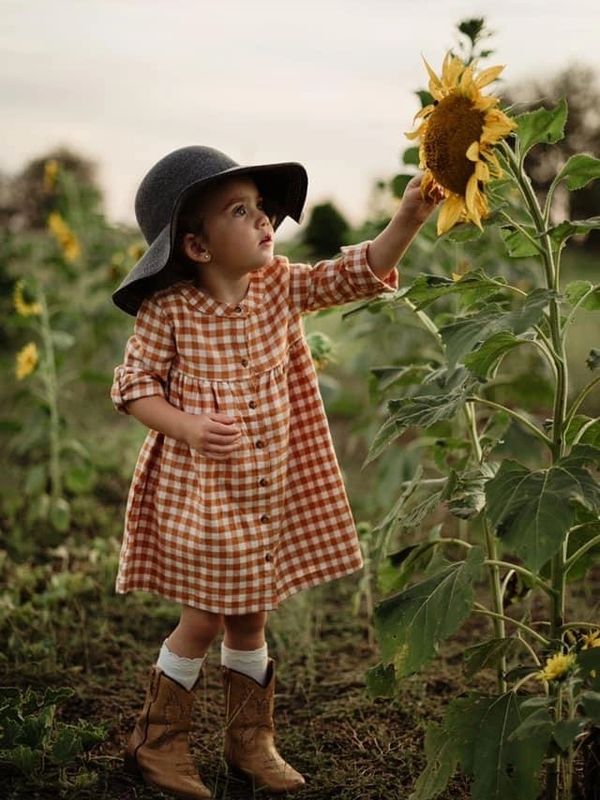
[111, 241, 398, 614]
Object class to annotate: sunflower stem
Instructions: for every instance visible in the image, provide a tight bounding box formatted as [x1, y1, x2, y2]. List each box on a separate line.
[39, 287, 62, 500]
[465, 395, 553, 448]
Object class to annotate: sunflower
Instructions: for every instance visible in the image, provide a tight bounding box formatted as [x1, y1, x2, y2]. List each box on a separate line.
[48, 212, 81, 263]
[406, 52, 516, 234]
[15, 342, 40, 380]
[13, 280, 42, 317]
[536, 652, 576, 683]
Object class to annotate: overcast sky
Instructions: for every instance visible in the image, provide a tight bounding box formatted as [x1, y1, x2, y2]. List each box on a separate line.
[2, 0, 600, 237]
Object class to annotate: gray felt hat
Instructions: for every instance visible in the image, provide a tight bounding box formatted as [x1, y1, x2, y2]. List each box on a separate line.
[112, 145, 308, 315]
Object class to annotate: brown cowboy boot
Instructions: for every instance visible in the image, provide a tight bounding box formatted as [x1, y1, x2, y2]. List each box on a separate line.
[123, 665, 212, 799]
[222, 659, 305, 794]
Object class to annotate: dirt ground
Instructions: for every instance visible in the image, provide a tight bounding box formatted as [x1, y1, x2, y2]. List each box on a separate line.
[4, 568, 598, 800]
[4, 574, 494, 800]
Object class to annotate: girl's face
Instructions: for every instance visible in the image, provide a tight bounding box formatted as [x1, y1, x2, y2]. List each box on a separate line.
[185, 177, 275, 278]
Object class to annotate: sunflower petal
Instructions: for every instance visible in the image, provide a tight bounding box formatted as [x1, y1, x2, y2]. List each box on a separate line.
[437, 195, 464, 235]
[422, 56, 444, 97]
[475, 64, 505, 89]
[466, 141, 480, 161]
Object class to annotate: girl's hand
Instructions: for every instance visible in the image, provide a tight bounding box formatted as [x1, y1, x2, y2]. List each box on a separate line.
[182, 412, 242, 459]
[400, 172, 444, 225]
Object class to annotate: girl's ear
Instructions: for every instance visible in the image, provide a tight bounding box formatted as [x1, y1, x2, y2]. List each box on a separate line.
[182, 233, 210, 263]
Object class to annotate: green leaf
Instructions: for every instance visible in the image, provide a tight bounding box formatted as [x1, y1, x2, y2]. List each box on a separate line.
[6, 744, 42, 777]
[446, 468, 490, 519]
[564, 280, 600, 311]
[485, 452, 600, 571]
[391, 174, 414, 198]
[445, 692, 551, 800]
[374, 546, 483, 677]
[500, 226, 540, 258]
[370, 364, 432, 392]
[51, 330, 75, 350]
[25, 464, 47, 496]
[440, 289, 554, 367]
[49, 727, 82, 764]
[409, 723, 459, 800]
[365, 383, 478, 465]
[64, 465, 96, 494]
[401, 269, 504, 311]
[464, 330, 532, 380]
[580, 691, 600, 723]
[556, 154, 600, 190]
[49, 497, 71, 532]
[365, 662, 396, 698]
[578, 648, 600, 691]
[379, 539, 444, 594]
[548, 217, 600, 247]
[463, 638, 518, 679]
[403, 147, 420, 166]
[516, 98, 568, 157]
[553, 718, 589, 750]
[416, 89, 434, 108]
[442, 223, 484, 243]
[565, 520, 600, 581]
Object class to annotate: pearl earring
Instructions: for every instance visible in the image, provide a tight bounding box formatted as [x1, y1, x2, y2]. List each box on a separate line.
[202, 253, 210, 262]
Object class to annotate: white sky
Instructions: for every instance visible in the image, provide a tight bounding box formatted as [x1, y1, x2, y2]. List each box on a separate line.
[2, 0, 600, 236]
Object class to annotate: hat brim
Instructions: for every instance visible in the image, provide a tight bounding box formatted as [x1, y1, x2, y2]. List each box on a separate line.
[112, 161, 307, 316]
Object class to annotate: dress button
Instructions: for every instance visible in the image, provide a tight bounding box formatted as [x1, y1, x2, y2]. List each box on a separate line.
[265, 553, 273, 562]
[259, 477, 268, 487]
[234, 305, 243, 313]
[241, 358, 249, 367]
[255, 440, 264, 449]
[260, 514, 269, 523]
[248, 400, 257, 409]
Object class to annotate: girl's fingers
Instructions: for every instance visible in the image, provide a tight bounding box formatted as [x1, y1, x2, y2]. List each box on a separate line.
[208, 421, 241, 436]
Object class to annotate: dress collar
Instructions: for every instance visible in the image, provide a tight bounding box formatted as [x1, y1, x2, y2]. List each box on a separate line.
[176, 269, 263, 316]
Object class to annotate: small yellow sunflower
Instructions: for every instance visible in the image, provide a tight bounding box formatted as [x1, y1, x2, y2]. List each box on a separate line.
[13, 280, 42, 317]
[406, 52, 516, 234]
[48, 212, 81, 263]
[582, 630, 600, 649]
[536, 652, 576, 683]
[43, 159, 59, 193]
[15, 342, 40, 380]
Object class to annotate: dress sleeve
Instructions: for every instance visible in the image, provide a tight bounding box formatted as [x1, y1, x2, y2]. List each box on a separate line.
[288, 240, 398, 313]
[110, 296, 176, 415]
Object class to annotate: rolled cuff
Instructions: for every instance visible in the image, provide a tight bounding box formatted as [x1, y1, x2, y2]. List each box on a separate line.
[339, 240, 399, 295]
[110, 366, 167, 415]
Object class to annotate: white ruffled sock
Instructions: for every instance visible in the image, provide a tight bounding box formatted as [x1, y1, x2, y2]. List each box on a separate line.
[155, 638, 206, 691]
[221, 641, 269, 686]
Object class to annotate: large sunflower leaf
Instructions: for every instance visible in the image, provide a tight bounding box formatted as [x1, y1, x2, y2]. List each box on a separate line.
[500, 226, 540, 258]
[374, 546, 483, 677]
[409, 723, 459, 800]
[485, 447, 600, 571]
[548, 217, 600, 247]
[516, 97, 568, 158]
[464, 330, 534, 380]
[364, 374, 479, 465]
[556, 154, 600, 191]
[564, 280, 600, 311]
[462, 637, 519, 679]
[444, 693, 551, 800]
[440, 288, 554, 367]
[400, 270, 504, 311]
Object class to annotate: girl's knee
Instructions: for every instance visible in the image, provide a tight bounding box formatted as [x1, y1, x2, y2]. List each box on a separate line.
[179, 606, 223, 639]
[223, 610, 268, 635]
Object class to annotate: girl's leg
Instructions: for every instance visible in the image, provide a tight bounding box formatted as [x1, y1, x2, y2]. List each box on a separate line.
[221, 611, 268, 685]
[156, 606, 223, 690]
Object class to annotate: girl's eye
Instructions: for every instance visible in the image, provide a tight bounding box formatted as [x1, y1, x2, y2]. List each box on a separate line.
[234, 205, 246, 216]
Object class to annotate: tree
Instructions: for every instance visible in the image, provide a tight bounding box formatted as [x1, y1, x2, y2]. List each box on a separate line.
[504, 65, 600, 248]
[302, 201, 350, 259]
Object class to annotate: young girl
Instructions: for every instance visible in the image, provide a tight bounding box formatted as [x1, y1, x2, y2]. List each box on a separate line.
[111, 145, 440, 799]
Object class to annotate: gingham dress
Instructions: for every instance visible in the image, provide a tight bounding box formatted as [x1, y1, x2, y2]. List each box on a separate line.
[111, 241, 398, 614]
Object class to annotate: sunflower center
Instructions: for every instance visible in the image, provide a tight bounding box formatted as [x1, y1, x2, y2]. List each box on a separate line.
[423, 94, 485, 195]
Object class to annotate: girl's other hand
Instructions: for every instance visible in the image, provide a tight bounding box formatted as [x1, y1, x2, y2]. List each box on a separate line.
[182, 412, 242, 459]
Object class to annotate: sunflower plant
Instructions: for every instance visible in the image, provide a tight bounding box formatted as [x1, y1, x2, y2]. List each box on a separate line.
[360, 37, 600, 800]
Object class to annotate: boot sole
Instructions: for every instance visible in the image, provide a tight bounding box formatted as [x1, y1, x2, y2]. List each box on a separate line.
[224, 760, 305, 795]
[123, 752, 213, 800]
